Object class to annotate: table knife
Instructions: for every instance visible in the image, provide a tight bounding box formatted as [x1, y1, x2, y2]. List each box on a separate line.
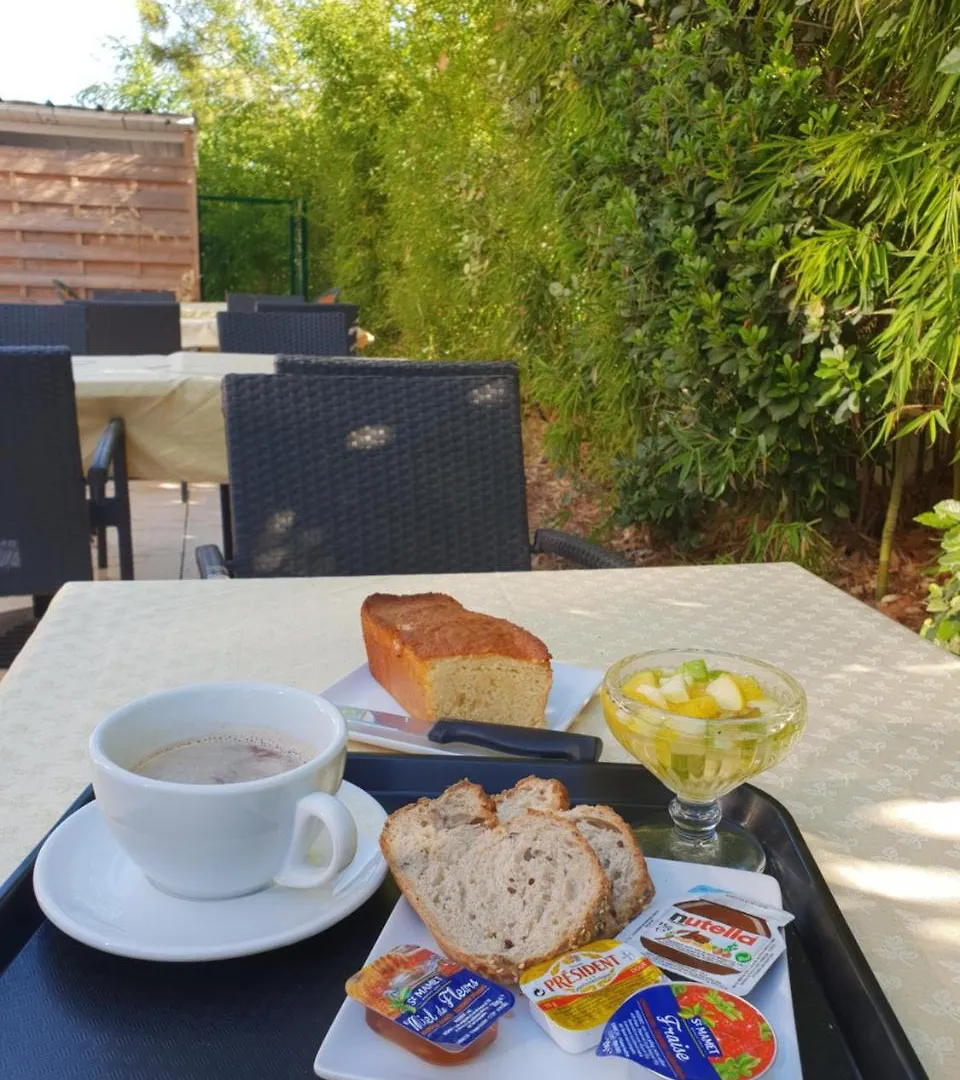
[337, 705, 601, 762]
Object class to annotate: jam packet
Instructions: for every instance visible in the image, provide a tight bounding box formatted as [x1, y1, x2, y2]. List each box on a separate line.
[346, 944, 514, 1065]
[519, 938, 664, 1053]
[597, 982, 778, 1079]
[620, 888, 794, 996]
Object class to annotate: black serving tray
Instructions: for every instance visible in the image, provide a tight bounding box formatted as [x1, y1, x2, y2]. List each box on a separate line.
[0, 755, 928, 1080]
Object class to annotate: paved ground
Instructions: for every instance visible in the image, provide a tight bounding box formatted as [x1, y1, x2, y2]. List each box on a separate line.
[0, 482, 225, 672]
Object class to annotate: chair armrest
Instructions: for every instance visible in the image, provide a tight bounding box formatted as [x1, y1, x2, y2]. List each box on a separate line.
[532, 529, 632, 569]
[87, 418, 124, 503]
[196, 544, 232, 579]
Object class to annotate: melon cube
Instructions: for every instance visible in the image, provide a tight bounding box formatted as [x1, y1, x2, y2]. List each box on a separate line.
[706, 673, 744, 714]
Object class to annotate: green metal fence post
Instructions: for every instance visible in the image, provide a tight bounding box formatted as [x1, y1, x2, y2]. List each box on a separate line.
[196, 193, 308, 299]
[299, 199, 309, 300]
[288, 209, 297, 297]
[197, 198, 208, 300]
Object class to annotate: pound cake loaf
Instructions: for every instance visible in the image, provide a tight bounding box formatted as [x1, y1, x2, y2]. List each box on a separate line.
[361, 593, 552, 728]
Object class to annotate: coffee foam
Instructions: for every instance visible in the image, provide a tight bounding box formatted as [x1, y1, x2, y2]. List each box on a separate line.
[133, 730, 315, 785]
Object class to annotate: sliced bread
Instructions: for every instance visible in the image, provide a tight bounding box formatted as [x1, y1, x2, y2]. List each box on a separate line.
[424, 779, 497, 828]
[381, 803, 610, 983]
[564, 804, 655, 936]
[494, 776, 655, 935]
[495, 776, 569, 821]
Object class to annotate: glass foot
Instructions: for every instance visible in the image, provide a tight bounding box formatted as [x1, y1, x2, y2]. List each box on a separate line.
[629, 819, 766, 872]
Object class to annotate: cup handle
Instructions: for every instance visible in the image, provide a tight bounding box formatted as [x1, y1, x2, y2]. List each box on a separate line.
[274, 792, 358, 889]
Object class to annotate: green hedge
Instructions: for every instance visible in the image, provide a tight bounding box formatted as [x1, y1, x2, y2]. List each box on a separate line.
[84, 0, 960, 557]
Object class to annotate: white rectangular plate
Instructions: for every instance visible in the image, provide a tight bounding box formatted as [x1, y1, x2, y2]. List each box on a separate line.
[324, 661, 603, 755]
[314, 857, 801, 1080]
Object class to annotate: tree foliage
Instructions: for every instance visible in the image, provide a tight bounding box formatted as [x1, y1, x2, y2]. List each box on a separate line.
[82, 0, 960, 551]
[917, 500, 960, 654]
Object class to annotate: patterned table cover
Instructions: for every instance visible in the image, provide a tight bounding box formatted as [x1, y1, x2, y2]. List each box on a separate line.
[180, 301, 225, 351]
[0, 564, 956, 1074]
[71, 351, 276, 483]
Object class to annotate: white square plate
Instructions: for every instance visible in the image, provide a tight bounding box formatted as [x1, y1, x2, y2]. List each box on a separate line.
[314, 858, 801, 1080]
[323, 661, 603, 755]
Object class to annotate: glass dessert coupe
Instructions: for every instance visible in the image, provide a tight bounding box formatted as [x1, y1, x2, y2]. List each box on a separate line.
[602, 649, 806, 872]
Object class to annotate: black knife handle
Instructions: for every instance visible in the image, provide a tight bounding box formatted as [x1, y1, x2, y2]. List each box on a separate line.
[428, 719, 602, 763]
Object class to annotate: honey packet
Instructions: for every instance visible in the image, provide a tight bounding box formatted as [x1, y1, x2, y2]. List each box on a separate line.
[346, 945, 514, 1065]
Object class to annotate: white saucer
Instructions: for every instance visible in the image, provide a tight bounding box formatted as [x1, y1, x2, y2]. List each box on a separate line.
[33, 780, 388, 962]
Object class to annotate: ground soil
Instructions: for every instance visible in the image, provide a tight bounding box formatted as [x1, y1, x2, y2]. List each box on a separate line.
[522, 414, 936, 634]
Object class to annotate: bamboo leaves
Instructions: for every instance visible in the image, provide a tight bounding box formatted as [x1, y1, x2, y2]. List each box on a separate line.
[84, 0, 960, 571]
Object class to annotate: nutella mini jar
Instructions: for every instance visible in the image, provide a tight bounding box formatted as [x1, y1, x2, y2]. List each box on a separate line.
[621, 889, 794, 996]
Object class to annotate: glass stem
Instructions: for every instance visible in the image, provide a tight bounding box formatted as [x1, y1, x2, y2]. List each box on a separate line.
[669, 797, 722, 845]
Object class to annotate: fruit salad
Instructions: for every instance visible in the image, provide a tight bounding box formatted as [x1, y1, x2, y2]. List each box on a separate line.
[602, 656, 805, 802]
[619, 660, 775, 721]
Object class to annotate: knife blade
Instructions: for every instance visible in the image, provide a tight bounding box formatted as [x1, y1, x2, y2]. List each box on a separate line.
[337, 705, 601, 762]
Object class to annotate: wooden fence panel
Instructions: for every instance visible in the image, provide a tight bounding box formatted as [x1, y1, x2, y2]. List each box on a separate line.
[0, 107, 199, 300]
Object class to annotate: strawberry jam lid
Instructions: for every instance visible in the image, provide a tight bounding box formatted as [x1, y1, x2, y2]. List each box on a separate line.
[596, 981, 777, 1079]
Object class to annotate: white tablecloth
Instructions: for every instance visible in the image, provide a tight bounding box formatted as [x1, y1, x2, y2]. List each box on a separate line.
[0, 564, 958, 1073]
[72, 352, 276, 483]
[180, 301, 225, 351]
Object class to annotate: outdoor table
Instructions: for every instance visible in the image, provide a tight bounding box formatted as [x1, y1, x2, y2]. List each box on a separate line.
[72, 351, 276, 483]
[0, 564, 956, 1076]
[180, 301, 226, 351]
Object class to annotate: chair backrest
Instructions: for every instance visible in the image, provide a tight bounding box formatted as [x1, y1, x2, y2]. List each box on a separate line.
[252, 298, 311, 310]
[0, 304, 86, 354]
[257, 301, 359, 328]
[90, 289, 177, 303]
[276, 357, 514, 377]
[74, 301, 182, 355]
[217, 311, 351, 356]
[226, 293, 306, 314]
[0, 347, 93, 596]
[222, 364, 531, 576]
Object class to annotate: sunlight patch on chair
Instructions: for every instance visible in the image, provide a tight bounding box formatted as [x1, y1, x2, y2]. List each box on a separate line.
[0, 539, 22, 569]
[267, 509, 296, 534]
[469, 382, 506, 406]
[346, 425, 393, 450]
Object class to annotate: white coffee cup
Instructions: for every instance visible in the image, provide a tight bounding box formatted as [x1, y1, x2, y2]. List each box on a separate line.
[90, 682, 358, 900]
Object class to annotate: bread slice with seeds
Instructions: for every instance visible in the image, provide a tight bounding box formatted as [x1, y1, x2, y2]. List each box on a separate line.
[380, 803, 609, 983]
[564, 804, 655, 936]
[495, 777, 654, 935]
[424, 779, 497, 828]
[495, 776, 569, 821]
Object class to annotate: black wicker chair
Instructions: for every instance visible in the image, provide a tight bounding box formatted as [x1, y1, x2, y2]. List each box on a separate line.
[67, 301, 182, 355]
[216, 311, 351, 356]
[256, 301, 359, 329]
[250, 298, 311, 310]
[0, 303, 86, 353]
[195, 363, 629, 578]
[276, 357, 508, 377]
[90, 289, 177, 302]
[0, 347, 134, 661]
[226, 293, 306, 314]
